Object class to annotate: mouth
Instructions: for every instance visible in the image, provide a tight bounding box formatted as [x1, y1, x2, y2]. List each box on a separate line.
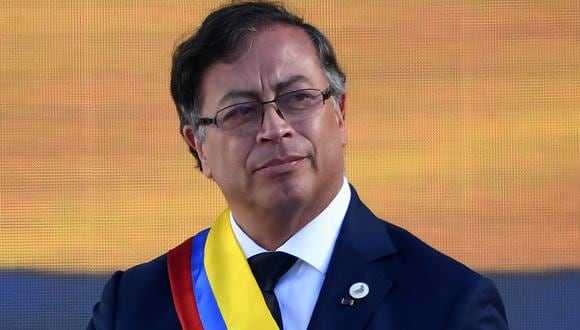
[254, 156, 307, 175]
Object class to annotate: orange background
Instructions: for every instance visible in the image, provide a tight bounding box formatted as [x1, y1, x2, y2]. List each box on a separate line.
[1, 1, 579, 274]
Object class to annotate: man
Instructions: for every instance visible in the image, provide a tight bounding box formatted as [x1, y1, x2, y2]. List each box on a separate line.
[89, 2, 508, 329]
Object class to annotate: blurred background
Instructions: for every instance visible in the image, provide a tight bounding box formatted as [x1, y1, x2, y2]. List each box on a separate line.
[1, 1, 579, 329]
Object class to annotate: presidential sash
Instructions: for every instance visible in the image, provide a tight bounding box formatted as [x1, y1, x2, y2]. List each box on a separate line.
[167, 210, 279, 330]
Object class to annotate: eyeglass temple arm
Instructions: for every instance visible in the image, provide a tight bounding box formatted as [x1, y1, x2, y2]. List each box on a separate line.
[197, 117, 217, 127]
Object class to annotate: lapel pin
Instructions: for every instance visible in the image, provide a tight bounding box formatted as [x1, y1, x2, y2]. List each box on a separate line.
[340, 297, 355, 306]
[349, 282, 370, 299]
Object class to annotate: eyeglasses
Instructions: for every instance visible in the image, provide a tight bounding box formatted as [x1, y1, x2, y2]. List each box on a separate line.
[197, 87, 332, 136]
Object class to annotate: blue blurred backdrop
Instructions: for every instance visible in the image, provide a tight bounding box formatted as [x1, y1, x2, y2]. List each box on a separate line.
[1, 270, 579, 329]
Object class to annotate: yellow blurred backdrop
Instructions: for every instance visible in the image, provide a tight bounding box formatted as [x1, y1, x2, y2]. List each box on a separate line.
[1, 1, 579, 273]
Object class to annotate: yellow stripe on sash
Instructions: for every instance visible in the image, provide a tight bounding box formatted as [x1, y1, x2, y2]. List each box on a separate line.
[204, 210, 279, 330]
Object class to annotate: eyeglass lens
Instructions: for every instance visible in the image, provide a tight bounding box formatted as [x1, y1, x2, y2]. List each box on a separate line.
[217, 89, 325, 135]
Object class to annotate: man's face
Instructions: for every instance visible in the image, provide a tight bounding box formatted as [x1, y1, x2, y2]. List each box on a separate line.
[185, 24, 347, 215]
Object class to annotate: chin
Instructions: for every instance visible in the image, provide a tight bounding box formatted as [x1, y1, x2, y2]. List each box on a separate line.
[259, 178, 311, 207]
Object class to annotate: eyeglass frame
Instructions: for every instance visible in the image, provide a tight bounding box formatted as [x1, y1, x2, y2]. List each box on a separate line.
[195, 87, 333, 132]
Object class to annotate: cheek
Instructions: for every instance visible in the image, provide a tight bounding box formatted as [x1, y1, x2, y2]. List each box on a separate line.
[313, 114, 346, 156]
[208, 137, 253, 174]
[293, 121, 335, 163]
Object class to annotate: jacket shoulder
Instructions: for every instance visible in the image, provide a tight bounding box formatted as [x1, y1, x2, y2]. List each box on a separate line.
[375, 220, 508, 328]
[117, 253, 180, 328]
[88, 253, 181, 329]
[384, 220, 478, 281]
[120, 253, 170, 290]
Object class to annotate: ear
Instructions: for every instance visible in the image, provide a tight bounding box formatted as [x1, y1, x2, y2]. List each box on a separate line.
[334, 94, 347, 146]
[182, 125, 213, 178]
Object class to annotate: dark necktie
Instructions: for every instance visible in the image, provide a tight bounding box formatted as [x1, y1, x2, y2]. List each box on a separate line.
[248, 252, 298, 330]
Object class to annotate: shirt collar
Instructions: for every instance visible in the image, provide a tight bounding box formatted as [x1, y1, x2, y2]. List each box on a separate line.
[230, 177, 351, 274]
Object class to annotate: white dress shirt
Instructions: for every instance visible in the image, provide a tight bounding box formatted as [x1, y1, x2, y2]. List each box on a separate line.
[230, 177, 351, 330]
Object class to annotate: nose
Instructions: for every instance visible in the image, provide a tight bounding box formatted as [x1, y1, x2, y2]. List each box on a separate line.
[255, 104, 293, 143]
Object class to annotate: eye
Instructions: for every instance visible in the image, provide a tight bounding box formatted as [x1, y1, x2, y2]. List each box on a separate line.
[229, 104, 254, 118]
[278, 89, 319, 110]
[220, 102, 261, 127]
[284, 90, 315, 102]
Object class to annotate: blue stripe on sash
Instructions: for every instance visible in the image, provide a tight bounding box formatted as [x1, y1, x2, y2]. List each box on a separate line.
[191, 229, 227, 330]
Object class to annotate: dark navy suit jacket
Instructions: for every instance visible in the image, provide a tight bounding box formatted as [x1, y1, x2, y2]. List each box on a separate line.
[88, 188, 508, 329]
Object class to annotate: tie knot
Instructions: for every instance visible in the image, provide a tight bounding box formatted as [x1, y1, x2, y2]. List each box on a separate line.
[248, 251, 298, 292]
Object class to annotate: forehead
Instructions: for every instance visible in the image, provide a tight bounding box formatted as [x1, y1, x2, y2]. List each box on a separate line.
[199, 24, 327, 113]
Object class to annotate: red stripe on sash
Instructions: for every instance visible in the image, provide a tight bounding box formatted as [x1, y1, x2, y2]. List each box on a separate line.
[168, 237, 203, 330]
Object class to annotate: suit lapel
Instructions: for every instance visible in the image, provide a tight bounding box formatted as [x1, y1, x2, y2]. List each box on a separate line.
[308, 186, 397, 330]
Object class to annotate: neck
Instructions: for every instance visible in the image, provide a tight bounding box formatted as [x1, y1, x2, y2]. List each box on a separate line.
[230, 178, 344, 251]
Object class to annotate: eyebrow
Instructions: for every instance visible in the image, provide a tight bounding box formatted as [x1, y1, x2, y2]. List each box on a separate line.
[217, 75, 312, 107]
[275, 75, 311, 92]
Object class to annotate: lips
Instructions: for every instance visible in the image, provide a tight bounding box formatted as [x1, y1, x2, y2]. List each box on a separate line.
[254, 155, 306, 173]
